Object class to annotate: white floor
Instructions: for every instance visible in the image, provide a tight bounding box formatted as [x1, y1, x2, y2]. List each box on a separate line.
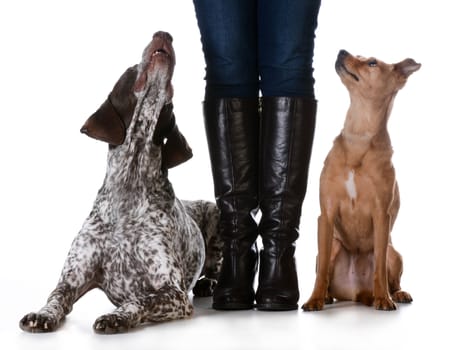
[1, 0, 463, 349]
[5, 274, 458, 350]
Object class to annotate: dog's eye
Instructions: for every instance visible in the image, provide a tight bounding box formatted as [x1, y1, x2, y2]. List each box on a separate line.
[368, 60, 377, 67]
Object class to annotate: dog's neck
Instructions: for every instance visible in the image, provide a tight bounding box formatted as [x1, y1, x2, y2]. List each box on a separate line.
[105, 85, 172, 201]
[341, 93, 396, 166]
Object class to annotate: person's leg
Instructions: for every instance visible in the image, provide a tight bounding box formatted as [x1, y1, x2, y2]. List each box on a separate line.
[193, 0, 259, 98]
[257, 0, 320, 98]
[193, 0, 260, 310]
[256, 0, 321, 311]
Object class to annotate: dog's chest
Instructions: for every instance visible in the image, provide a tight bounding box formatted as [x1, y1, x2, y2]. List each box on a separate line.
[95, 199, 205, 304]
[334, 167, 375, 205]
[326, 166, 381, 250]
[98, 215, 180, 303]
[339, 169, 374, 229]
[344, 170, 357, 201]
[339, 168, 377, 203]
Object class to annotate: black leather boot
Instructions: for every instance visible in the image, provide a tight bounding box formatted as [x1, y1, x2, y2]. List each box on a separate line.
[203, 98, 260, 310]
[256, 96, 317, 311]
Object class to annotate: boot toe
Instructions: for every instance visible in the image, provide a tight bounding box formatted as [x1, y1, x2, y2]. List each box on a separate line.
[256, 293, 298, 311]
[213, 293, 255, 310]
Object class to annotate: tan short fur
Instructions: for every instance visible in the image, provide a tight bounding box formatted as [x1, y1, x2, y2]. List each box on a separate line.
[303, 50, 420, 311]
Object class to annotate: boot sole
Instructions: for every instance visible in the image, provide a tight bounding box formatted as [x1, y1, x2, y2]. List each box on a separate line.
[255, 303, 298, 311]
[212, 302, 254, 311]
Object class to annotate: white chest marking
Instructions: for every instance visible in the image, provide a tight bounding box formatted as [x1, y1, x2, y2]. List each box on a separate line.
[345, 170, 357, 200]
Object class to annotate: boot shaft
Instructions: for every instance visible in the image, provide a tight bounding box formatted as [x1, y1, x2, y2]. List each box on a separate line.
[203, 97, 260, 241]
[259, 96, 317, 241]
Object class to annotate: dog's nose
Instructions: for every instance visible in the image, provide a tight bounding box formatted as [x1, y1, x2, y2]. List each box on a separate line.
[153, 31, 173, 43]
[335, 50, 350, 72]
[338, 49, 349, 59]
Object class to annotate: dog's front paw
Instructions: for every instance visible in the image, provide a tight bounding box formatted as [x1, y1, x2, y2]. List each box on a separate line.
[392, 290, 413, 304]
[93, 314, 131, 334]
[193, 277, 217, 297]
[374, 297, 397, 311]
[19, 312, 61, 333]
[302, 298, 325, 312]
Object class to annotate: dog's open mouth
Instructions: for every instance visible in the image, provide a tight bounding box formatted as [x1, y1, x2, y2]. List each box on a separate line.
[150, 31, 174, 60]
[152, 48, 170, 58]
[133, 32, 175, 94]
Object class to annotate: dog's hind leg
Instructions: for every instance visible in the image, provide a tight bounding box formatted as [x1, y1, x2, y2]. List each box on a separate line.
[20, 213, 106, 332]
[184, 200, 223, 297]
[93, 285, 193, 334]
[387, 245, 412, 303]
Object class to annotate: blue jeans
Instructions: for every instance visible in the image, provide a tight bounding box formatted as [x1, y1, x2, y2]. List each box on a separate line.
[193, 0, 321, 98]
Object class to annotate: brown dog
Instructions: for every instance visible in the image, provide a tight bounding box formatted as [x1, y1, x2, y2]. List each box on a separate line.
[303, 50, 420, 311]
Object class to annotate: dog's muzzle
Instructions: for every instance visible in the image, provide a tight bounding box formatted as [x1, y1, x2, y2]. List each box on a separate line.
[336, 50, 359, 82]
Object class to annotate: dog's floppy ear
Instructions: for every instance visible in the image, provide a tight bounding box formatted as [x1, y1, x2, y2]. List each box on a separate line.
[80, 98, 126, 145]
[80, 65, 138, 146]
[163, 124, 193, 168]
[394, 59, 421, 78]
[154, 103, 193, 169]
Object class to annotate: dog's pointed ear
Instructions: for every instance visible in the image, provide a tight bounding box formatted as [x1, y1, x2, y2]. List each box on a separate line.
[394, 58, 421, 78]
[80, 65, 138, 146]
[154, 104, 193, 169]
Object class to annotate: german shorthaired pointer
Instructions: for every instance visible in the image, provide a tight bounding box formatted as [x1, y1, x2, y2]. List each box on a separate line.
[20, 31, 222, 334]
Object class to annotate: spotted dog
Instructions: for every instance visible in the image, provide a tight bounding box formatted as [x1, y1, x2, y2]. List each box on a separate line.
[20, 31, 222, 334]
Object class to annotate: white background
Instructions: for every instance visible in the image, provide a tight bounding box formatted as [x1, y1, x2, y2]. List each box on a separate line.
[1, 1, 462, 349]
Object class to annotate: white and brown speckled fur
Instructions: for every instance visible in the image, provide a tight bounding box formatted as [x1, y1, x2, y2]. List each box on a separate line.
[20, 32, 222, 334]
